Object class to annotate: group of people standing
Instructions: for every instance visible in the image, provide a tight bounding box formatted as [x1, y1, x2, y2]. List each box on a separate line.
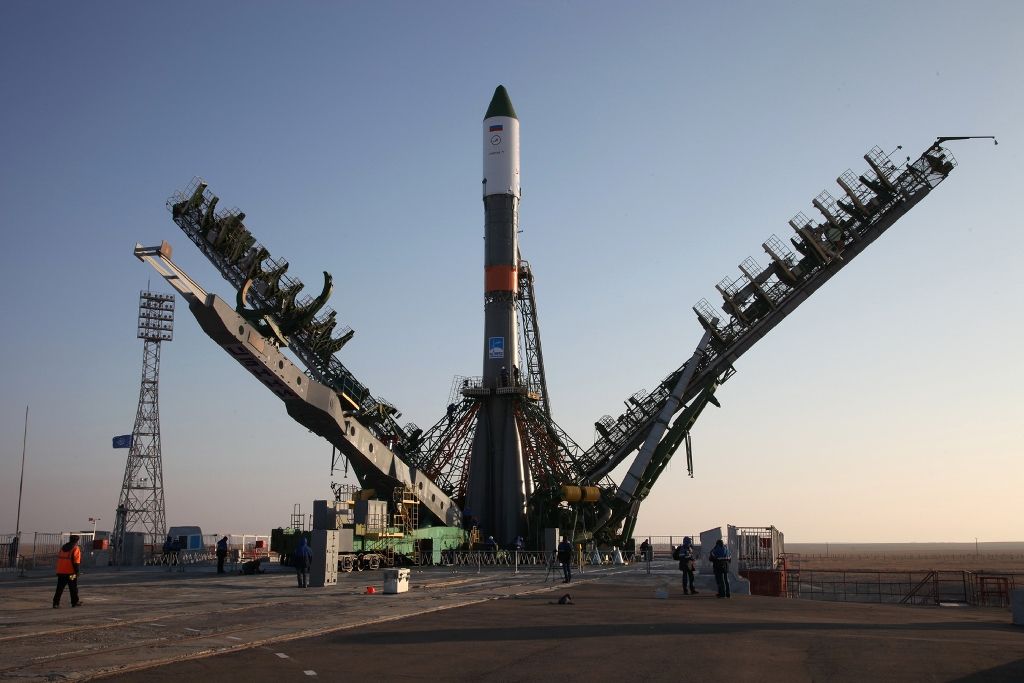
[675, 536, 732, 598]
[161, 535, 183, 570]
[555, 534, 734, 596]
[49, 532, 735, 607]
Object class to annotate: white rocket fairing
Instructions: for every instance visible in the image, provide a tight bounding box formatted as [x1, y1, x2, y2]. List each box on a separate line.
[483, 101, 520, 199]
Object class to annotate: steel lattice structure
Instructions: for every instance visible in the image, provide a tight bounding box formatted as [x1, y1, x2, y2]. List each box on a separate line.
[136, 126, 991, 550]
[113, 291, 174, 559]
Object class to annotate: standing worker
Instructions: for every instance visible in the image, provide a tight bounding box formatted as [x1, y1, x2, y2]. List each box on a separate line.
[8, 535, 19, 568]
[677, 537, 698, 595]
[485, 535, 498, 563]
[557, 536, 573, 584]
[293, 537, 313, 588]
[171, 536, 183, 572]
[216, 536, 229, 574]
[53, 535, 82, 608]
[162, 535, 174, 568]
[710, 538, 732, 598]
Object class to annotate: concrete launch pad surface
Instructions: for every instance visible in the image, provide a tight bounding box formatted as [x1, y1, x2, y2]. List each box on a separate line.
[1, 562, 1020, 681]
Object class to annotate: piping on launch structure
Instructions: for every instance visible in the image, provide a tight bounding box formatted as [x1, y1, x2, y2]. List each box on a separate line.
[136, 83, 992, 551]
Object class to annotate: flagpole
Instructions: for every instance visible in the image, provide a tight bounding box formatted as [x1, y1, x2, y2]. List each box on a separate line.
[15, 405, 28, 541]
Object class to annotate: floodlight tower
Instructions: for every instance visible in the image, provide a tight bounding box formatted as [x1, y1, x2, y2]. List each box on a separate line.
[113, 290, 174, 563]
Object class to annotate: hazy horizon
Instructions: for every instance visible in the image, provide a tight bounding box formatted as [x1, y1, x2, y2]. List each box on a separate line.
[2, 1, 1021, 543]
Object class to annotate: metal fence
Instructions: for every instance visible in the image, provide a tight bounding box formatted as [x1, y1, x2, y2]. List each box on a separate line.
[438, 549, 619, 570]
[0, 532, 98, 574]
[1, 531, 275, 574]
[441, 550, 555, 568]
[0, 533, 18, 572]
[148, 534, 270, 567]
[632, 535, 704, 560]
[786, 568, 1023, 607]
[433, 536, 702, 568]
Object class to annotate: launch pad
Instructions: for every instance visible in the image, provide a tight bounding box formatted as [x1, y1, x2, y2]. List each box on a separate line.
[136, 86, 990, 554]
[1, 564, 1019, 681]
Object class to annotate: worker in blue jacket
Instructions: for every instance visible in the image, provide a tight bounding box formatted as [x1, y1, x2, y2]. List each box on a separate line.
[677, 537, 698, 595]
[557, 536, 573, 583]
[710, 539, 732, 598]
[293, 537, 313, 588]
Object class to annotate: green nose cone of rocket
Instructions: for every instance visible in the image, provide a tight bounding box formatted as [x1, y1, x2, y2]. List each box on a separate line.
[484, 85, 517, 120]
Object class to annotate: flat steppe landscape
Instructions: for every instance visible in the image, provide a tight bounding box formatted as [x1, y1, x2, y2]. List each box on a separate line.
[785, 542, 1024, 571]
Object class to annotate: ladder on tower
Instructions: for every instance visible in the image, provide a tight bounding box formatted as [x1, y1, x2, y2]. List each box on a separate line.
[517, 260, 551, 417]
[290, 503, 305, 531]
[392, 486, 421, 565]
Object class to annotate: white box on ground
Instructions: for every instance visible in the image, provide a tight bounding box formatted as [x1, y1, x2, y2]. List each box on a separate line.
[1012, 589, 1024, 626]
[384, 568, 410, 594]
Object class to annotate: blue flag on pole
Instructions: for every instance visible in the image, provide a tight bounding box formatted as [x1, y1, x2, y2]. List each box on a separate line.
[112, 435, 133, 449]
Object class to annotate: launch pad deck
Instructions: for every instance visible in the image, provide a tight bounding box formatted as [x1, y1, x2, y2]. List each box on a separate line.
[1, 562, 1020, 681]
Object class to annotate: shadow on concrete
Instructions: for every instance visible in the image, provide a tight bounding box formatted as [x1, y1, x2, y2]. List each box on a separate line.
[332, 618, 1016, 645]
[951, 658, 1024, 682]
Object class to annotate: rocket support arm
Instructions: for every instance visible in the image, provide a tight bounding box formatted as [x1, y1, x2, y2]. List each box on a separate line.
[580, 141, 961, 485]
[136, 243, 462, 527]
[591, 378, 724, 544]
[617, 381, 722, 541]
[134, 242, 208, 303]
[590, 333, 718, 543]
[615, 331, 713, 505]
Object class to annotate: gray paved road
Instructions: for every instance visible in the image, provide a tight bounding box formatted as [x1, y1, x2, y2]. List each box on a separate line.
[109, 579, 1023, 682]
[3, 563, 1021, 681]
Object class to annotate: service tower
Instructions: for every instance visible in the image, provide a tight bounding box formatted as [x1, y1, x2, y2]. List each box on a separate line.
[465, 86, 526, 543]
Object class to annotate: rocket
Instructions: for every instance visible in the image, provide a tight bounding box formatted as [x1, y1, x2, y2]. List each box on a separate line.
[480, 85, 520, 379]
[464, 85, 527, 543]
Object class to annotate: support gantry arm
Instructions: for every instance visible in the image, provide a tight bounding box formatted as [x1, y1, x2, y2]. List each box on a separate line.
[579, 140, 976, 546]
[135, 242, 463, 527]
[614, 330, 713, 506]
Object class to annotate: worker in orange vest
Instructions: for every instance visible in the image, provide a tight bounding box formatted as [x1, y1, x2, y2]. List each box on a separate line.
[53, 535, 82, 608]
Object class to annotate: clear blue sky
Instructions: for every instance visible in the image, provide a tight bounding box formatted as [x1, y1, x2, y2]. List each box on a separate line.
[2, 1, 1020, 542]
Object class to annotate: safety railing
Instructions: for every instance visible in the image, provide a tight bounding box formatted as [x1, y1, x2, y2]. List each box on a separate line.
[0, 534, 20, 574]
[437, 549, 620, 572]
[786, 569, 1023, 607]
[440, 550, 552, 568]
[0, 532, 99, 573]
